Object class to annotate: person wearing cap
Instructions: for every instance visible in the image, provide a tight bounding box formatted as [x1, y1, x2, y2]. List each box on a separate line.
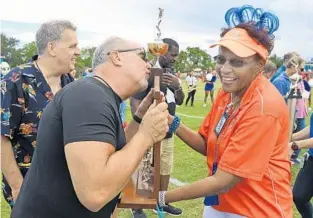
[156, 5, 292, 218]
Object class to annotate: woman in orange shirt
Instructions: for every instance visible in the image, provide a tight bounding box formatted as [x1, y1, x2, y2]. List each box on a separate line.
[159, 5, 293, 218]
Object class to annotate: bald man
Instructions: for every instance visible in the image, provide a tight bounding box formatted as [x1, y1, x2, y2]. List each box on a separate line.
[12, 37, 170, 218]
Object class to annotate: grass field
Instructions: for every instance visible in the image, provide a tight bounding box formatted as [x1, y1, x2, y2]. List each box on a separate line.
[1, 79, 311, 217]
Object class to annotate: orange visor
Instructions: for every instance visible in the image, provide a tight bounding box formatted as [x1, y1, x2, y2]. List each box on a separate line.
[210, 28, 269, 60]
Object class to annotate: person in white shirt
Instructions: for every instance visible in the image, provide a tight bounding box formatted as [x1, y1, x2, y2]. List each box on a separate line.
[185, 71, 197, 107]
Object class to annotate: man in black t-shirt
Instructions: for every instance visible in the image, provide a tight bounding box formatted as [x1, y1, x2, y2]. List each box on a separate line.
[130, 38, 185, 217]
[12, 37, 170, 218]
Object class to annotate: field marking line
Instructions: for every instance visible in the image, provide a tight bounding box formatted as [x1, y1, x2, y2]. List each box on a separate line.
[176, 113, 204, 119]
[170, 178, 188, 187]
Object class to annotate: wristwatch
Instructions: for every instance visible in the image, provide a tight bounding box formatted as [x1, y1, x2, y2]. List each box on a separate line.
[174, 86, 182, 92]
[291, 141, 299, 151]
[133, 114, 142, 124]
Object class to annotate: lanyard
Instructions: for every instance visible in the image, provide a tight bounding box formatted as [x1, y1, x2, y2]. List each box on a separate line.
[213, 104, 240, 170]
[204, 99, 240, 206]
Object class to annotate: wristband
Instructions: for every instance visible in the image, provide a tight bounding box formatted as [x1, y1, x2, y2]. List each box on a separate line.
[158, 191, 166, 207]
[174, 86, 182, 92]
[133, 114, 142, 124]
[169, 116, 181, 134]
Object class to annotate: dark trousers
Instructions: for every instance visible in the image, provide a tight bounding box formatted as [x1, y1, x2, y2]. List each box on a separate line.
[293, 156, 313, 218]
[292, 118, 306, 159]
[185, 90, 196, 106]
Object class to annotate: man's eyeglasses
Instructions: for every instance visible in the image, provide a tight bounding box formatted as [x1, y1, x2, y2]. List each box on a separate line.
[214, 55, 245, 68]
[107, 48, 148, 62]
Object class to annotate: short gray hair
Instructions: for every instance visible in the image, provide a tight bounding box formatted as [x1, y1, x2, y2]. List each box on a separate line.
[286, 55, 305, 69]
[92, 37, 126, 69]
[264, 60, 277, 73]
[36, 20, 77, 55]
[283, 52, 300, 62]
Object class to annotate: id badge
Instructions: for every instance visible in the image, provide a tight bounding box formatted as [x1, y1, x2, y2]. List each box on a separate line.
[215, 112, 228, 137]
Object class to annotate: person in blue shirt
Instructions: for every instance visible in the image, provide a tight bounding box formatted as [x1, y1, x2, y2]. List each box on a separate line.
[272, 56, 302, 98]
[82, 68, 93, 78]
[270, 52, 300, 83]
[273, 56, 305, 163]
[289, 113, 313, 218]
[270, 64, 286, 83]
[119, 100, 127, 128]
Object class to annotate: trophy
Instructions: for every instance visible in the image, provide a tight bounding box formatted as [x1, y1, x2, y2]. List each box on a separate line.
[147, 8, 169, 69]
[117, 8, 167, 209]
[135, 7, 168, 198]
[286, 72, 302, 141]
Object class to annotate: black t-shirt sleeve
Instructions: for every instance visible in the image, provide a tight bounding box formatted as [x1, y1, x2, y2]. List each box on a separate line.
[58, 82, 117, 147]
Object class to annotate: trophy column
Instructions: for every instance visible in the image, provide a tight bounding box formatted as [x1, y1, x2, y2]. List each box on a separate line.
[117, 8, 168, 209]
[287, 77, 302, 142]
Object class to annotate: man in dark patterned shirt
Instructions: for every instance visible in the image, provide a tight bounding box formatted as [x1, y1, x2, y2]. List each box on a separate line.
[0, 20, 79, 209]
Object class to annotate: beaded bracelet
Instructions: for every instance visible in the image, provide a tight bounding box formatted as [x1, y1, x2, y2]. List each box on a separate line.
[169, 115, 181, 134]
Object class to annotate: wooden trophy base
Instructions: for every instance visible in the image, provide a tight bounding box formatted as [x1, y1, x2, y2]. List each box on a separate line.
[118, 171, 157, 209]
[118, 69, 162, 209]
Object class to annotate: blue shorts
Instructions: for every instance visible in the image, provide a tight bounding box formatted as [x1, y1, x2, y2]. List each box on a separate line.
[205, 83, 214, 91]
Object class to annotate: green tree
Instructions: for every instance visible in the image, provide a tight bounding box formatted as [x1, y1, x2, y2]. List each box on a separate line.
[174, 47, 213, 72]
[76, 46, 96, 72]
[269, 54, 283, 69]
[21, 41, 37, 62]
[1, 34, 23, 67]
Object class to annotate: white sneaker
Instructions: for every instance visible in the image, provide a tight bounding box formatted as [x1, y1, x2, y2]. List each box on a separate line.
[203, 104, 207, 107]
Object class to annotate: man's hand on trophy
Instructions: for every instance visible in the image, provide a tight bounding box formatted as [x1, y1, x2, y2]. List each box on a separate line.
[135, 89, 165, 119]
[138, 101, 169, 147]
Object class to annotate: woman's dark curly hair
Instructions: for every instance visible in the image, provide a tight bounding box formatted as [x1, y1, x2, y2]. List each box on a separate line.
[220, 5, 279, 55]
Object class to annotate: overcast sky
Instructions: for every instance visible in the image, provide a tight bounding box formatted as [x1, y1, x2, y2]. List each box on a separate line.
[1, 0, 312, 60]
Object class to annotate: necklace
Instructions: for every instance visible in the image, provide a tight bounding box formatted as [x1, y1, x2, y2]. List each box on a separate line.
[34, 61, 42, 73]
[92, 75, 123, 125]
[93, 75, 110, 88]
[34, 61, 62, 94]
[228, 93, 242, 110]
